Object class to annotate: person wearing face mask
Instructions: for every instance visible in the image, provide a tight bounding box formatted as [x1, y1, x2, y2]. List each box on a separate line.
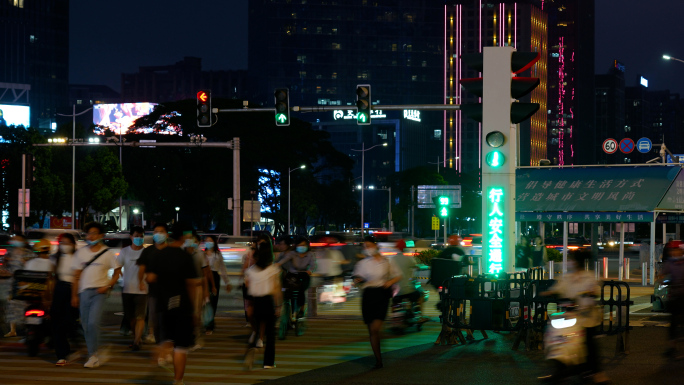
[204, 234, 230, 335]
[136, 223, 169, 344]
[541, 250, 608, 384]
[3, 234, 32, 338]
[353, 235, 402, 369]
[277, 236, 315, 319]
[50, 233, 79, 366]
[71, 222, 122, 368]
[116, 226, 147, 351]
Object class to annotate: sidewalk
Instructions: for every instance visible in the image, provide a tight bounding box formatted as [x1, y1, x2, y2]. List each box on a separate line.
[263, 326, 680, 385]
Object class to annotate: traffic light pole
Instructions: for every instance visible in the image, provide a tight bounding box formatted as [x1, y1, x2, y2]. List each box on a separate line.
[214, 104, 465, 114]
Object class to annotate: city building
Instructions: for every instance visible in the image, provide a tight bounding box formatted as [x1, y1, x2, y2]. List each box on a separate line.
[445, 0, 548, 174]
[594, 60, 625, 164]
[545, 0, 595, 165]
[0, 0, 69, 128]
[121, 57, 248, 103]
[68, 84, 121, 107]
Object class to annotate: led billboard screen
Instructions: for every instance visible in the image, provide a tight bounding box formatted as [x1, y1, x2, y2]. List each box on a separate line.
[0, 104, 30, 127]
[93, 102, 157, 134]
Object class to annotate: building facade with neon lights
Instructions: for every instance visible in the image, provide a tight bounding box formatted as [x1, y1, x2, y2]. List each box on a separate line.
[445, 0, 548, 177]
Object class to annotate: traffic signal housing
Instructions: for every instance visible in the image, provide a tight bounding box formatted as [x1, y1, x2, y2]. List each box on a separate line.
[196, 90, 212, 127]
[356, 84, 371, 125]
[274, 88, 290, 126]
[432, 195, 450, 218]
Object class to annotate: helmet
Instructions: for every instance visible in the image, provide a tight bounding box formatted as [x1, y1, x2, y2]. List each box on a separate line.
[448, 234, 461, 246]
[33, 239, 51, 253]
[395, 239, 407, 251]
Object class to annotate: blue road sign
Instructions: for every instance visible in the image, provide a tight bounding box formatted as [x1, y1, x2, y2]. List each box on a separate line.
[637, 137, 652, 153]
[619, 138, 634, 154]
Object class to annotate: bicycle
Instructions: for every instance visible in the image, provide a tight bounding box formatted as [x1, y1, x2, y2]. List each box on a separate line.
[278, 272, 310, 339]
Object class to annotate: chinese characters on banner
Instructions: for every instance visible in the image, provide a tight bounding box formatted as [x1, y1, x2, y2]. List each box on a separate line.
[487, 187, 504, 274]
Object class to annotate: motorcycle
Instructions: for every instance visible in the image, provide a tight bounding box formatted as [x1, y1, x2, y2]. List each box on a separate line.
[12, 269, 51, 356]
[540, 300, 588, 383]
[389, 279, 429, 334]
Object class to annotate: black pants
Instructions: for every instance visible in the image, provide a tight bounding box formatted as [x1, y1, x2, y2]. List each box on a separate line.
[51, 281, 77, 360]
[252, 295, 276, 366]
[207, 271, 220, 331]
[585, 326, 600, 374]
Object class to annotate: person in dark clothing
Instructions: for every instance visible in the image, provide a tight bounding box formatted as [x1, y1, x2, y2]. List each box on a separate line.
[136, 223, 169, 344]
[661, 240, 684, 358]
[50, 233, 79, 366]
[145, 221, 200, 385]
[515, 236, 532, 270]
[437, 235, 466, 261]
[531, 235, 547, 268]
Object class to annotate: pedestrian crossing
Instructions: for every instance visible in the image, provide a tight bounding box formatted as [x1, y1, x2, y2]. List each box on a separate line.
[0, 293, 442, 384]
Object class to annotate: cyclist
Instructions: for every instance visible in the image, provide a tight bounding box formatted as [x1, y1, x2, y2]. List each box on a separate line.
[277, 236, 315, 325]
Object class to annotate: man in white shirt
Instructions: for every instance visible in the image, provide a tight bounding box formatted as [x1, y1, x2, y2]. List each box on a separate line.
[117, 226, 147, 351]
[71, 222, 122, 368]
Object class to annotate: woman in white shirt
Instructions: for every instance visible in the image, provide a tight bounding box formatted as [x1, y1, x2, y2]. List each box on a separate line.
[244, 237, 281, 370]
[204, 235, 230, 333]
[353, 236, 402, 369]
[50, 233, 78, 366]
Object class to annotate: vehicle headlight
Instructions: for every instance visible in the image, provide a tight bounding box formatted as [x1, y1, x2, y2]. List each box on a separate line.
[608, 241, 615, 247]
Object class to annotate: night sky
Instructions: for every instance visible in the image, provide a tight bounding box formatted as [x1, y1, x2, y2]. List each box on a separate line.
[70, 0, 684, 96]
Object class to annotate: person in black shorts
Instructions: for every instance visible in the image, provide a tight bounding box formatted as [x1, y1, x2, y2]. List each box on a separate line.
[145, 221, 200, 385]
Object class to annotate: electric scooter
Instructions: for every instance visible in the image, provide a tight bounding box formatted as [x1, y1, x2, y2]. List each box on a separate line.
[540, 300, 587, 383]
[12, 270, 51, 356]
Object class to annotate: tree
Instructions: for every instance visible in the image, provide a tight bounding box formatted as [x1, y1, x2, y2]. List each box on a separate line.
[75, 147, 127, 226]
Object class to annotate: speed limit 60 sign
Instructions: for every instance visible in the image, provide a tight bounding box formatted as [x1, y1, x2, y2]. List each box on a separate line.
[603, 138, 617, 154]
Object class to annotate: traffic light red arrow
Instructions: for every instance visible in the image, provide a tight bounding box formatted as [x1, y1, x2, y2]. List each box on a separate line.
[197, 91, 208, 102]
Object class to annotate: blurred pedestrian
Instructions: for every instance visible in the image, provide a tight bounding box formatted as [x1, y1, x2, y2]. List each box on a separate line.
[661, 240, 684, 358]
[542, 250, 608, 384]
[187, 232, 210, 350]
[437, 235, 465, 261]
[136, 223, 169, 344]
[50, 233, 79, 366]
[515, 235, 532, 271]
[117, 226, 147, 351]
[3, 234, 31, 338]
[240, 242, 257, 329]
[243, 236, 281, 370]
[278, 236, 315, 317]
[274, 235, 295, 263]
[71, 222, 122, 368]
[531, 235, 547, 268]
[145, 221, 200, 385]
[353, 235, 401, 369]
[204, 234, 230, 335]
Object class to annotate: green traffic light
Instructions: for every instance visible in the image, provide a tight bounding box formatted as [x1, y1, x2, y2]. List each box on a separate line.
[486, 151, 505, 168]
[357, 112, 369, 123]
[439, 207, 448, 217]
[276, 113, 288, 124]
[439, 196, 449, 205]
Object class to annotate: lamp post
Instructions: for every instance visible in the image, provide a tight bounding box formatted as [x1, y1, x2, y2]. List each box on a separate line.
[133, 208, 144, 228]
[663, 54, 684, 64]
[56, 105, 93, 230]
[175, 206, 180, 222]
[287, 165, 306, 235]
[351, 142, 387, 236]
[427, 156, 460, 173]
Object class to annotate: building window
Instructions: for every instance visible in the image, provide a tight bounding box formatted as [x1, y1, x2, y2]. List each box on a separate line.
[316, 86, 322, 94]
[299, 71, 307, 78]
[13, 0, 24, 8]
[77, 100, 82, 105]
[412, 75, 418, 81]
[434, 130, 442, 140]
[332, 43, 341, 50]
[332, 28, 338, 34]
[29, 35, 36, 43]
[332, 72, 337, 79]
[297, 55, 307, 63]
[392, 44, 398, 52]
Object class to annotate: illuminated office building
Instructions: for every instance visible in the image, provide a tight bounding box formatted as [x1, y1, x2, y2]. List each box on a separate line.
[445, 0, 548, 174]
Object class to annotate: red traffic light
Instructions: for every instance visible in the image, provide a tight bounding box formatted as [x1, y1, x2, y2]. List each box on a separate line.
[197, 91, 208, 102]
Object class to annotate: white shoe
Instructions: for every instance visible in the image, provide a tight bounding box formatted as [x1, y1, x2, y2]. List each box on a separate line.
[256, 339, 263, 348]
[263, 365, 276, 369]
[84, 356, 99, 368]
[189, 344, 202, 352]
[144, 334, 156, 344]
[248, 332, 256, 344]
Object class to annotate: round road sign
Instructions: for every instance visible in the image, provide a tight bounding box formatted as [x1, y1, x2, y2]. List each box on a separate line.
[619, 138, 635, 154]
[636, 137, 652, 153]
[603, 138, 617, 154]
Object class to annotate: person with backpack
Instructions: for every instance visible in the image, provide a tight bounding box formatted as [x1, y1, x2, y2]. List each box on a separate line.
[71, 222, 122, 368]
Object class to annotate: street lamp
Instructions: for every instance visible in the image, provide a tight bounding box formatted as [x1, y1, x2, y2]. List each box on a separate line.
[175, 206, 180, 222]
[56, 105, 93, 230]
[663, 54, 684, 64]
[287, 165, 306, 235]
[133, 208, 144, 229]
[427, 156, 460, 173]
[351, 142, 387, 236]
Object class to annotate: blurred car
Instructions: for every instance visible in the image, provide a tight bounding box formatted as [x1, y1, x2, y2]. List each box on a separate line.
[25, 229, 86, 253]
[544, 236, 591, 252]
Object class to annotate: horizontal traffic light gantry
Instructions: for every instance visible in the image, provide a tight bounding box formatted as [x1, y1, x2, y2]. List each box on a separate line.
[356, 84, 371, 125]
[274, 88, 290, 126]
[196, 90, 212, 127]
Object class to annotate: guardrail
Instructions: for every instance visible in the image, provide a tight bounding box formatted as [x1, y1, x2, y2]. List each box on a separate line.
[435, 268, 633, 354]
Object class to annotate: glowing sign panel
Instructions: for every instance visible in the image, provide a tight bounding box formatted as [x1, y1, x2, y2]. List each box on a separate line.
[487, 187, 504, 274]
[403, 109, 421, 122]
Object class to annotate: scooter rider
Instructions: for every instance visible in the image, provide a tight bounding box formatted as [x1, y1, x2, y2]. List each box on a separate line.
[541, 250, 609, 384]
[277, 236, 315, 317]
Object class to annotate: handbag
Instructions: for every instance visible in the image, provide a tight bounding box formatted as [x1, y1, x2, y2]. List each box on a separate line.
[203, 301, 214, 328]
